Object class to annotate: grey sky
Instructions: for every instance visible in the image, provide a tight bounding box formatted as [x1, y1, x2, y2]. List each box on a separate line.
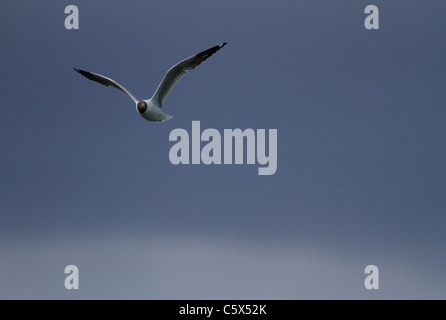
[1, 1, 445, 299]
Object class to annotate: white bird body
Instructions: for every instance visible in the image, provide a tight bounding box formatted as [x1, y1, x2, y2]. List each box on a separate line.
[139, 99, 173, 122]
[74, 42, 227, 122]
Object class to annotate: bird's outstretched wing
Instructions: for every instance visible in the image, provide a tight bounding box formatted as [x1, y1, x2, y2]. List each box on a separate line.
[151, 42, 227, 108]
[74, 68, 138, 103]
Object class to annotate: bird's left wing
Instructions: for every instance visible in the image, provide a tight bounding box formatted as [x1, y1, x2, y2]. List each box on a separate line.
[150, 42, 227, 108]
[74, 68, 138, 103]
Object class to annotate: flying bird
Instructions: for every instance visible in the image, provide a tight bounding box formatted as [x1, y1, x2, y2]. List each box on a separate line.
[74, 42, 227, 122]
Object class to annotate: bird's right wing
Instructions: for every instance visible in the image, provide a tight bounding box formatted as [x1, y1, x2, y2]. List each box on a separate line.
[74, 68, 138, 103]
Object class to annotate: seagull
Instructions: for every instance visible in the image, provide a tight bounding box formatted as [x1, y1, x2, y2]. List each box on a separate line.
[74, 42, 227, 122]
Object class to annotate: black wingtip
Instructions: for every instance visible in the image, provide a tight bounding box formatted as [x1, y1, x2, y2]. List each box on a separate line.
[74, 68, 91, 78]
[197, 42, 227, 60]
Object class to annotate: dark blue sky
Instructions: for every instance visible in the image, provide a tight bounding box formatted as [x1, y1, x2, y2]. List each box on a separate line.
[1, 1, 445, 299]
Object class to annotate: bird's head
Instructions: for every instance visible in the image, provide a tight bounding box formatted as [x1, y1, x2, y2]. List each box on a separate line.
[137, 101, 147, 113]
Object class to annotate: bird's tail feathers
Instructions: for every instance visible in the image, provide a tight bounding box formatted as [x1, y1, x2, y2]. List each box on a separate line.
[158, 112, 173, 122]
